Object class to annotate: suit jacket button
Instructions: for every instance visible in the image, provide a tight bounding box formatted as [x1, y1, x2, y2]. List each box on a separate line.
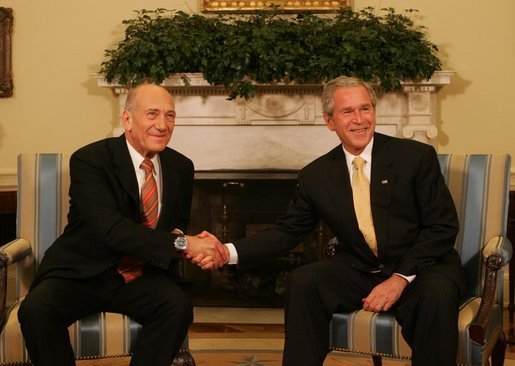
[378, 264, 384, 269]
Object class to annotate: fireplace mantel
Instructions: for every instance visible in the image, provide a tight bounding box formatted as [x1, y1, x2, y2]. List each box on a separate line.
[96, 71, 452, 171]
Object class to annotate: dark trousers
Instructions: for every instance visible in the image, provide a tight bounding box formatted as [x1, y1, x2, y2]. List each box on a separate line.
[18, 267, 192, 366]
[281, 255, 464, 366]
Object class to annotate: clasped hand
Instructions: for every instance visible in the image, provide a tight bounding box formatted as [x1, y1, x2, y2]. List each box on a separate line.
[184, 231, 228, 270]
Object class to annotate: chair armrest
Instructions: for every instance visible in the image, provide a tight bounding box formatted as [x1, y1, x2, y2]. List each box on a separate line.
[469, 236, 512, 344]
[0, 238, 32, 265]
[482, 235, 512, 266]
[0, 238, 32, 322]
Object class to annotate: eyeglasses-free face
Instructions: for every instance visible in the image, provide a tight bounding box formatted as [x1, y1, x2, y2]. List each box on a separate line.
[323, 85, 376, 156]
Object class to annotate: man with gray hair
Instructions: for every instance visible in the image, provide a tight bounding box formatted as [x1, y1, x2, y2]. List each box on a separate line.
[196, 76, 465, 366]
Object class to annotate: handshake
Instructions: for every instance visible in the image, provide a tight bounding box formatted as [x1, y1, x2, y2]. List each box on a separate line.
[183, 231, 229, 270]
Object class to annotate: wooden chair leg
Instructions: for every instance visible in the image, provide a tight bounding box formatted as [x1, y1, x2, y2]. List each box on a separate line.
[372, 355, 382, 366]
[491, 333, 506, 366]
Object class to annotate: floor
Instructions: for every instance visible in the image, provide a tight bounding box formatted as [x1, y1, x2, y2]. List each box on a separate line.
[76, 307, 515, 365]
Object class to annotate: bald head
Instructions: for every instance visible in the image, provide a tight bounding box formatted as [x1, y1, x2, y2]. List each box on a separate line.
[121, 84, 176, 158]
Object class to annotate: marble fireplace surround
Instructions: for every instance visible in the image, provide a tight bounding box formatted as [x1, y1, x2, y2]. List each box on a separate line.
[96, 71, 452, 173]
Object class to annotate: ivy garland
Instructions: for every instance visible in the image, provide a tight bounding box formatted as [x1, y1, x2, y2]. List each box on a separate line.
[100, 7, 441, 99]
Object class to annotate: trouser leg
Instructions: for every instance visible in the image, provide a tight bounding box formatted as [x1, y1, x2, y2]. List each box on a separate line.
[282, 258, 375, 366]
[395, 271, 461, 366]
[110, 269, 193, 366]
[18, 275, 110, 366]
[282, 269, 330, 366]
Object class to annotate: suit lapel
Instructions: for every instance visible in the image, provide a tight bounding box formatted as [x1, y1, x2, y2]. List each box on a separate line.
[370, 133, 396, 254]
[326, 147, 365, 245]
[111, 136, 180, 229]
[112, 135, 140, 206]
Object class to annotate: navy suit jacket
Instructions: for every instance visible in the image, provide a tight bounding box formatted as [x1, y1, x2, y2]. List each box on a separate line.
[235, 133, 464, 289]
[34, 135, 194, 285]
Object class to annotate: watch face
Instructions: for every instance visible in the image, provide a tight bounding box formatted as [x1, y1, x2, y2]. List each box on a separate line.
[175, 236, 188, 250]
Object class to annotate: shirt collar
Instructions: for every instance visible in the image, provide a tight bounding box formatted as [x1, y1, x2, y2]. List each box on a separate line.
[125, 140, 159, 175]
[343, 137, 374, 167]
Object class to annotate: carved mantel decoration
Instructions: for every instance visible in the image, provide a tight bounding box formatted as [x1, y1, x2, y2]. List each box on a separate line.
[200, 0, 350, 13]
[97, 71, 452, 171]
[0, 7, 13, 98]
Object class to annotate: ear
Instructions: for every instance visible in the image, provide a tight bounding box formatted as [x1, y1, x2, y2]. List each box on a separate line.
[121, 110, 132, 132]
[323, 113, 335, 132]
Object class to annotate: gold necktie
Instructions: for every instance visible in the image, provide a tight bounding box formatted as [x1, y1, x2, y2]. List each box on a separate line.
[352, 157, 378, 256]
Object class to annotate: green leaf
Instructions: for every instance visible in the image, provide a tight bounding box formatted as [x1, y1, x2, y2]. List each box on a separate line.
[100, 8, 441, 99]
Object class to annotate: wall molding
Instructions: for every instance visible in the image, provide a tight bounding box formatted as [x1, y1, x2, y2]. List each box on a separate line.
[0, 169, 16, 192]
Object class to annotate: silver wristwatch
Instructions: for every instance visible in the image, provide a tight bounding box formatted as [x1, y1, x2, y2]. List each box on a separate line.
[173, 231, 188, 251]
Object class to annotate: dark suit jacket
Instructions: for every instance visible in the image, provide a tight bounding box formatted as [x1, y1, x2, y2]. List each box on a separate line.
[34, 135, 194, 285]
[235, 133, 464, 288]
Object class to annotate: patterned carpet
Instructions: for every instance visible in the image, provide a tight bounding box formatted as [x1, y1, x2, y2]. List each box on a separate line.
[191, 350, 515, 366]
[76, 348, 515, 366]
[191, 350, 411, 366]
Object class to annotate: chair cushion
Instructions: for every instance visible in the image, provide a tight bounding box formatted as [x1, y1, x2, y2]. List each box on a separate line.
[0, 299, 143, 364]
[329, 297, 502, 365]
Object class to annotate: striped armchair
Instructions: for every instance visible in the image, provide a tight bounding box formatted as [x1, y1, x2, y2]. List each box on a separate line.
[0, 154, 195, 365]
[328, 154, 512, 366]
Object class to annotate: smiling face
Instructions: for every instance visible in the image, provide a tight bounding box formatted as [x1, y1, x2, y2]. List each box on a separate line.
[323, 85, 376, 156]
[122, 84, 176, 159]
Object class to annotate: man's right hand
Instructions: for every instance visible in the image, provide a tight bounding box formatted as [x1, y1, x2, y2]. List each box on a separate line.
[184, 231, 228, 270]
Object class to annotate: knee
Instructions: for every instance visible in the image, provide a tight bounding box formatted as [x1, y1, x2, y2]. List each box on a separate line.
[162, 293, 193, 326]
[287, 265, 316, 289]
[176, 295, 194, 322]
[425, 278, 460, 305]
[18, 294, 42, 325]
[409, 275, 461, 313]
[286, 264, 323, 297]
[18, 293, 58, 334]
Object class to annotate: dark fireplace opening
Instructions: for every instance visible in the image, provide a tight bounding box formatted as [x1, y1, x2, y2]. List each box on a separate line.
[182, 172, 330, 308]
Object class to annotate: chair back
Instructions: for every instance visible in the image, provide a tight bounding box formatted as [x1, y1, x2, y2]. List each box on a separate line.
[15, 153, 70, 298]
[437, 154, 511, 300]
[5, 153, 194, 364]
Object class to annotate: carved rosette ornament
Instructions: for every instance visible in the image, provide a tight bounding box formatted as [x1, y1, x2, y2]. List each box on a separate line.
[401, 89, 438, 143]
[401, 83, 442, 144]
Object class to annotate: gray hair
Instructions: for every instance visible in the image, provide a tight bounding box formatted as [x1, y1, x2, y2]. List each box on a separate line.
[321, 76, 377, 115]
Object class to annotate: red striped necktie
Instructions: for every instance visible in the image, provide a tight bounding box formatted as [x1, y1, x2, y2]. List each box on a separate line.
[118, 159, 158, 283]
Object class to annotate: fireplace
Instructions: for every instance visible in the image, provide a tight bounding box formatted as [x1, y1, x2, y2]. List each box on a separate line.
[97, 72, 453, 307]
[183, 172, 330, 307]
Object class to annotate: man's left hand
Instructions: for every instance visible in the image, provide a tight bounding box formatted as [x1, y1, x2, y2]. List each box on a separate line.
[362, 274, 408, 312]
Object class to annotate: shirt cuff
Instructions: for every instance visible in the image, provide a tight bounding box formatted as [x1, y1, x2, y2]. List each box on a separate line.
[225, 243, 239, 265]
[394, 273, 416, 283]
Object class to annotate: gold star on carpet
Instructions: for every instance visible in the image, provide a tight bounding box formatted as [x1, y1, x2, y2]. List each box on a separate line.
[229, 354, 277, 366]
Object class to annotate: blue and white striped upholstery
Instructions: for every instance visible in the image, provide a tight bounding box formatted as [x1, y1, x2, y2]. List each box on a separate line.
[0, 153, 190, 364]
[329, 154, 511, 366]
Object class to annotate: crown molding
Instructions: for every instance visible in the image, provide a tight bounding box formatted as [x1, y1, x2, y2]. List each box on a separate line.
[0, 169, 16, 192]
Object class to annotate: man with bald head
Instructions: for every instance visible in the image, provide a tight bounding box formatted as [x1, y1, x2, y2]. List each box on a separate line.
[18, 84, 225, 366]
